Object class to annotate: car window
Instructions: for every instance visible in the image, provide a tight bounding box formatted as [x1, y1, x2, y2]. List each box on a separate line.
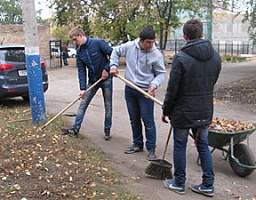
[51, 48, 60, 52]
[0, 48, 25, 62]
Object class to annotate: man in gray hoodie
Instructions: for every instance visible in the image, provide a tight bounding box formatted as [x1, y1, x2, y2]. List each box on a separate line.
[110, 27, 166, 160]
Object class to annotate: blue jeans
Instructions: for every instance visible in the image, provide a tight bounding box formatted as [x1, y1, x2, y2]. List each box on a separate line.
[173, 127, 214, 186]
[73, 77, 113, 132]
[125, 85, 156, 150]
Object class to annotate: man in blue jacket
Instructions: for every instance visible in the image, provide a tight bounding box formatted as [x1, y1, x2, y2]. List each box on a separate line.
[110, 27, 166, 160]
[61, 27, 113, 140]
[162, 19, 221, 197]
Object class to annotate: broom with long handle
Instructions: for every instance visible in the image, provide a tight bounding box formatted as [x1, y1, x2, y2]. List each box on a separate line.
[39, 78, 103, 130]
[162, 125, 172, 161]
[115, 74, 173, 179]
[144, 126, 173, 179]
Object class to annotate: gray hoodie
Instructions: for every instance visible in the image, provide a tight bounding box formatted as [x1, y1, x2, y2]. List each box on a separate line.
[110, 38, 166, 90]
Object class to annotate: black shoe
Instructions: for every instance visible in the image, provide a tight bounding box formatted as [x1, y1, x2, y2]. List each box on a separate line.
[104, 129, 111, 141]
[61, 128, 78, 137]
[147, 149, 157, 161]
[124, 144, 143, 154]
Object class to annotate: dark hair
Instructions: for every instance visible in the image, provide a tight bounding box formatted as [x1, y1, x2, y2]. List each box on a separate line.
[183, 19, 203, 40]
[139, 27, 155, 40]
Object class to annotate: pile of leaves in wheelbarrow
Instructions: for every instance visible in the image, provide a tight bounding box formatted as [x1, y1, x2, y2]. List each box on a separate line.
[210, 117, 255, 132]
[0, 101, 140, 200]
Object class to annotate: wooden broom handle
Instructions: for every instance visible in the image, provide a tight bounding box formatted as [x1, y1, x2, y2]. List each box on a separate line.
[115, 74, 163, 106]
[162, 126, 173, 160]
[40, 78, 103, 130]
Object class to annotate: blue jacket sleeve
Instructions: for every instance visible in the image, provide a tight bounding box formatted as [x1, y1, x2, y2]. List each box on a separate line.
[77, 56, 87, 90]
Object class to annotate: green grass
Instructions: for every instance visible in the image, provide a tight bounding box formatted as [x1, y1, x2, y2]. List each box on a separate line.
[221, 54, 247, 63]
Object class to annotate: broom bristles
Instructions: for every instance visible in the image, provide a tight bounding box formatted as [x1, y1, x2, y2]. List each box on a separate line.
[145, 159, 173, 180]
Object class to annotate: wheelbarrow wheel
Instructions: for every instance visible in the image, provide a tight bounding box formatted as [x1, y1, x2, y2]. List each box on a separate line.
[229, 143, 255, 177]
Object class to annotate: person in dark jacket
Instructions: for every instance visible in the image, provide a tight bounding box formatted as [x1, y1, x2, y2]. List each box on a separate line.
[61, 45, 69, 66]
[61, 27, 113, 140]
[162, 19, 221, 197]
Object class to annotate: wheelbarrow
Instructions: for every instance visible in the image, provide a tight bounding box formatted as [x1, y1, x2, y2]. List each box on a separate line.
[190, 124, 256, 177]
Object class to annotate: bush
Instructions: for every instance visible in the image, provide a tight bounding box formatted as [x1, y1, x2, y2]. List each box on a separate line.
[222, 54, 247, 63]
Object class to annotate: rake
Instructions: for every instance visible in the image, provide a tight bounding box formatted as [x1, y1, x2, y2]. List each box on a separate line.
[39, 78, 103, 130]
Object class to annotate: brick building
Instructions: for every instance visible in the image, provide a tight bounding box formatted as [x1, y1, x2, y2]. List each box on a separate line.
[0, 23, 51, 61]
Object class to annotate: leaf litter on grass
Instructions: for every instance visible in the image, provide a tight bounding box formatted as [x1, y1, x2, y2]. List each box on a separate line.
[214, 76, 256, 113]
[0, 102, 140, 200]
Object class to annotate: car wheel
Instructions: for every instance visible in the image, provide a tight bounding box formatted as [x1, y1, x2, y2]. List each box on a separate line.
[72, 54, 76, 58]
[22, 95, 30, 101]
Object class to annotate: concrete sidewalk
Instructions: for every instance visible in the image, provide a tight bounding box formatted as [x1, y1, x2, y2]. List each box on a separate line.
[44, 60, 256, 200]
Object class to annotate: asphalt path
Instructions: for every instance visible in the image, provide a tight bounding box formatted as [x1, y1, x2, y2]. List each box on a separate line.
[44, 59, 256, 200]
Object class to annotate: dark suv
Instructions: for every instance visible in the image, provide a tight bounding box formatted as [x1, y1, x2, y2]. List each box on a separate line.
[0, 44, 48, 101]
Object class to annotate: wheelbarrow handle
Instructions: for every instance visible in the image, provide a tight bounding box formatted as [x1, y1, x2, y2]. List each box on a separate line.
[40, 78, 103, 130]
[115, 74, 163, 106]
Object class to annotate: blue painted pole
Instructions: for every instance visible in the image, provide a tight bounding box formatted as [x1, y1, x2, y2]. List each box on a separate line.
[22, 0, 47, 124]
[26, 54, 47, 124]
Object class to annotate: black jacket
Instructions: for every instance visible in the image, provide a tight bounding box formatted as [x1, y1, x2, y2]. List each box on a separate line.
[162, 39, 221, 128]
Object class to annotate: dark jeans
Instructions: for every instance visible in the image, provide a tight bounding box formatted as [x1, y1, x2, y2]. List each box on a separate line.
[173, 127, 214, 186]
[73, 77, 113, 132]
[63, 54, 68, 65]
[125, 85, 156, 150]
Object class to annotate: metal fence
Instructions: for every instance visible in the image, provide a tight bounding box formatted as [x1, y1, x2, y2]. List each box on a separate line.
[167, 39, 256, 56]
[49, 40, 63, 68]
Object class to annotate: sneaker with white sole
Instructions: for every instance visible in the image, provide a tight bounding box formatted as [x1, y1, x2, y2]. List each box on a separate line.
[124, 144, 143, 154]
[164, 179, 185, 194]
[189, 183, 214, 197]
